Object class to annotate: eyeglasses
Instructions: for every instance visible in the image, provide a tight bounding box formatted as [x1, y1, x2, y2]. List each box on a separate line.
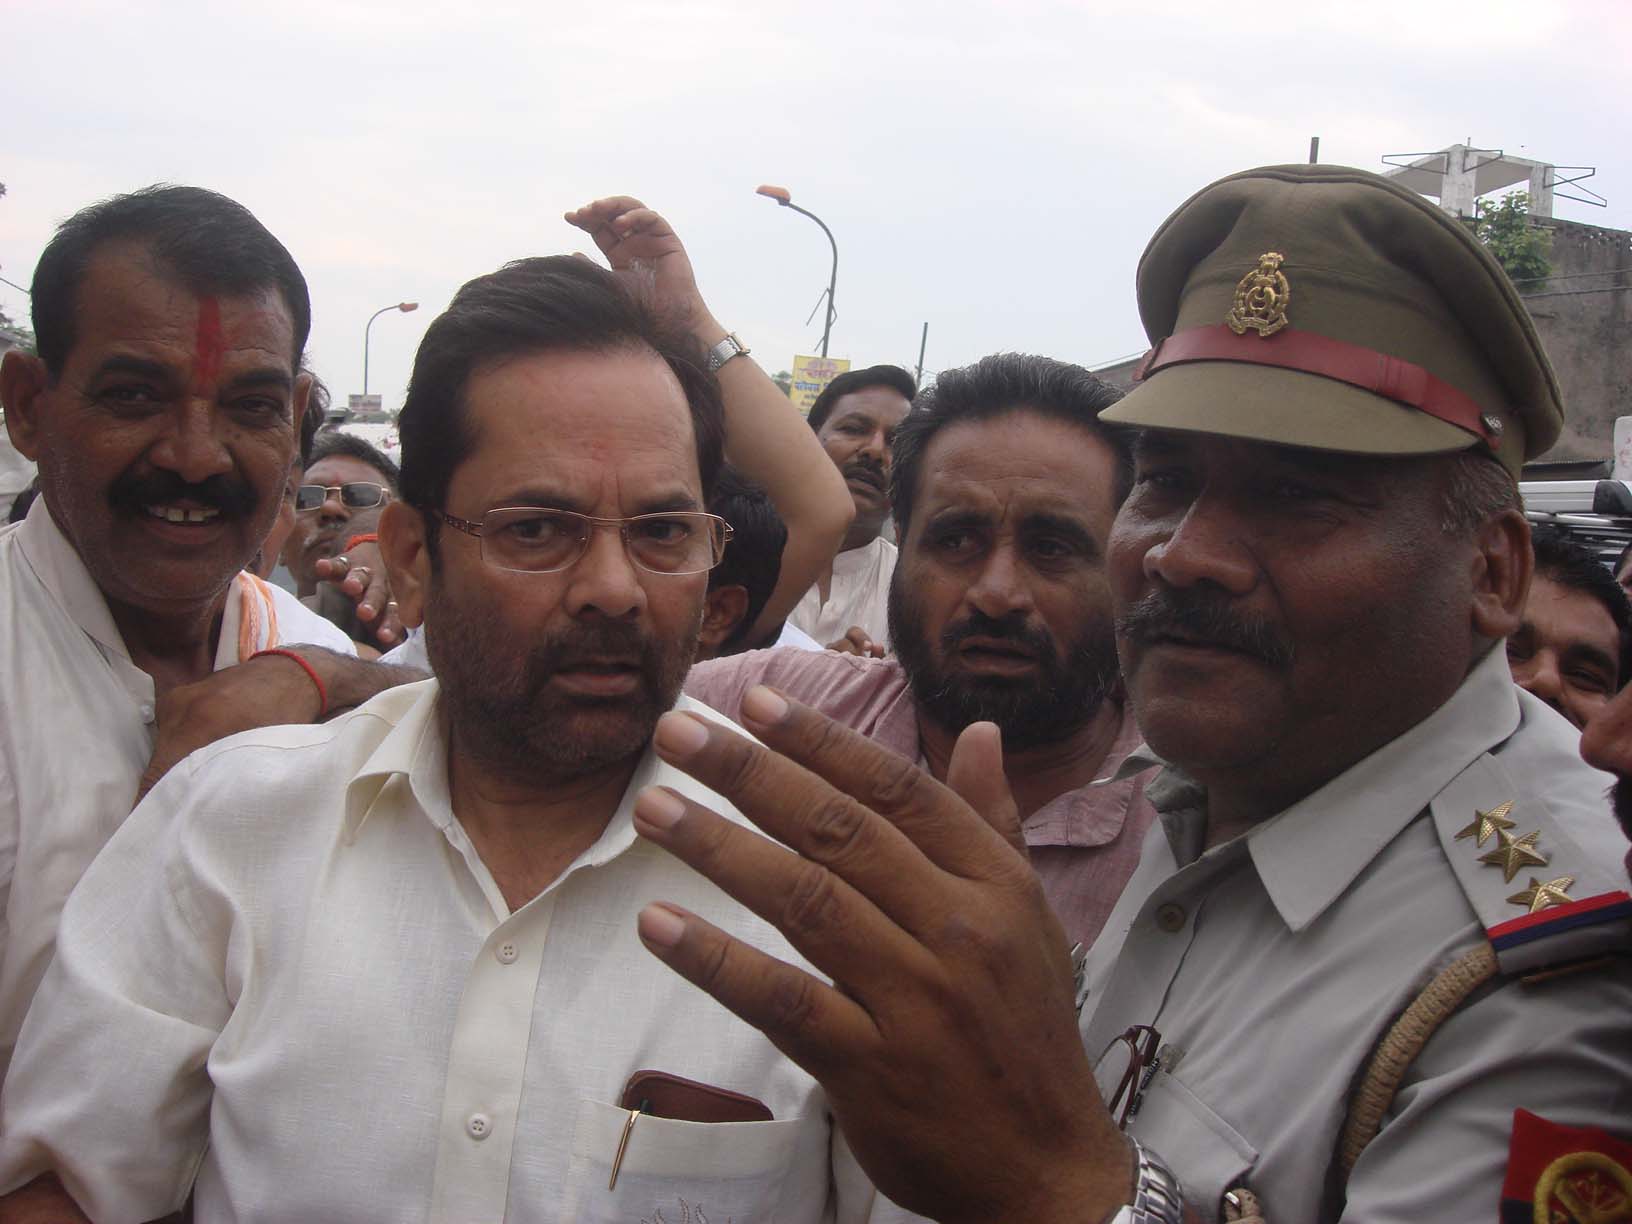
[296, 482, 391, 513]
[430, 507, 733, 576]
[1093, 1024, 1162, 1130]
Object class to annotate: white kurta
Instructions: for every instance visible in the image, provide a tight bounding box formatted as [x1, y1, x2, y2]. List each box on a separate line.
[787, 535, 897, 650]
[0, 501, 356, 1080]
[0, 682, 901, 1224]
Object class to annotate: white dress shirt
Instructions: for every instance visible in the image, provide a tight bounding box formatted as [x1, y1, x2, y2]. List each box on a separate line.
[788, 535, 897, 650]
[0, 681, 904, 1224]
[0, 501, 356, 1081]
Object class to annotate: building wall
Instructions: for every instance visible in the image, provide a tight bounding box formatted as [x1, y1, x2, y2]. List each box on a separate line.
[1527, 218, 1632, 463]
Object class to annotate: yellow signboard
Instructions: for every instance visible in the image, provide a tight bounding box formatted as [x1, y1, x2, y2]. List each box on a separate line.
[789, 355, 850, 414]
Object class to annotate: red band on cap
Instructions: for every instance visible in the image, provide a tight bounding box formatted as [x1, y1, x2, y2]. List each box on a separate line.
[1132, 324, 1500, 448]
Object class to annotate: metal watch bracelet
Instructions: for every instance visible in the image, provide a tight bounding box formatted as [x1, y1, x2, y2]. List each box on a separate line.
[705, 332, 750, 372]
[1103, 1139, 1183, 1224]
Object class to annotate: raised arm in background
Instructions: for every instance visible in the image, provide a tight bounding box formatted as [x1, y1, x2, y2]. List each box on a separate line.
[566, 196, 854, 646]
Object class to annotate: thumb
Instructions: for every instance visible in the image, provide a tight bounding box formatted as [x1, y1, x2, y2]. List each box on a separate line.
[944, 721, 1026, 859]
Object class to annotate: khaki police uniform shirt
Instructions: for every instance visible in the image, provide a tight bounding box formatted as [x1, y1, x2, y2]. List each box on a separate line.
[1078, 646, 1632, 1222]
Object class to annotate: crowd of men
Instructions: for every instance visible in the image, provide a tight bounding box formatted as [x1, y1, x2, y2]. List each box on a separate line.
[0, 164, 1627, 1224]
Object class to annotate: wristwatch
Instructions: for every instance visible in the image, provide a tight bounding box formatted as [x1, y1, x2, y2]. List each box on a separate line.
[705, 332, 751, 372]
[1103, 1139, 1183, 1224]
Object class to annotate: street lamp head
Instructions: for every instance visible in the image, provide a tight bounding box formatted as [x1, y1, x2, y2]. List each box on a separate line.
[755, 185, 792, 206]
[399, 301, 419, 313]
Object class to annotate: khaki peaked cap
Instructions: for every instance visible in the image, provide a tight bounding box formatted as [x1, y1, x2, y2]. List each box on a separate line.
[1099, 163, 1565, 476]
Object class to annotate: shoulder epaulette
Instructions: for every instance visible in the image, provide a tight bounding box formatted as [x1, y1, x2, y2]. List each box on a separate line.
[1428, 752, 1631, 978]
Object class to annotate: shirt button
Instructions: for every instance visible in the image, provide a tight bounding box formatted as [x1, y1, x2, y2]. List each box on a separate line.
[495, 941, 518, 964]
[139, 704, 155, 723]
[1155, 902, 1188, 932]
[466, 1112, 492, 1141]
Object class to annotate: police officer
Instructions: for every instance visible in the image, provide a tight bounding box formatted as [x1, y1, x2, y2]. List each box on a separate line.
[621, 164, 1632, 1224]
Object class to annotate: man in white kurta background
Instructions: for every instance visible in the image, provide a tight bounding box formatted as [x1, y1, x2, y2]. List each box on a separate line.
[788, 364, 914, 653]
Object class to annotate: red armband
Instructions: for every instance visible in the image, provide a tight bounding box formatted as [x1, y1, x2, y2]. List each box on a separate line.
[250, 648, 329, 721]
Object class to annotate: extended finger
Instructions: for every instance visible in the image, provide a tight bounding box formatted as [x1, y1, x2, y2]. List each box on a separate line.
[635, 900, 875, 1076]
[355, 566, 391, 622]
[653, 695, 1018, 886]
[730, 691, 1022, 880]
[375, 601, 403, 645]
[632, 782, 935, 994]
[564, 196, 648, 258]
[944, 722, 1026, 859]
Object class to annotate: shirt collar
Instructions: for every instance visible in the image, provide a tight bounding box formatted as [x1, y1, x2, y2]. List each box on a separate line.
[1023, 703, 1154, 848]
[16, 498, 128, 660]
[341, 689, 736, 883]
[1139, 646, 1522, 931]
[1244, 646, 1521, 931]
[17, 495, 249, 672]
[343, 679, 448, 840]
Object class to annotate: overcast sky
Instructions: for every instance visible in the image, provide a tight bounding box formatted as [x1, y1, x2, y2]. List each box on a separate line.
[3, 0, 1628, 409]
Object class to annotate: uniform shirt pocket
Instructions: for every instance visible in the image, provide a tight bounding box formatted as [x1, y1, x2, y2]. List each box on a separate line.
[1131, 1071, 1259, 1215]
[556, 1098, 829, 1224]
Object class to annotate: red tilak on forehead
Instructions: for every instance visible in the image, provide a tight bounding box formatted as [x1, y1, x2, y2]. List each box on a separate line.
[193, 297, 224, 393]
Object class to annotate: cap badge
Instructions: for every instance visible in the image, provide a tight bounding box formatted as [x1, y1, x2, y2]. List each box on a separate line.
[1227, 252, 1291, 338]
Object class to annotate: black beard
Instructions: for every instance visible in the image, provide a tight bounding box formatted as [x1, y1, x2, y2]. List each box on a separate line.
[887, 569, 1120, 752]
[424, 571, 698, 786]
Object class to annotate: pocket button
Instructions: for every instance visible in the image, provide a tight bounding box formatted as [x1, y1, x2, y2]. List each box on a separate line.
[1155, 902, 1187, 932]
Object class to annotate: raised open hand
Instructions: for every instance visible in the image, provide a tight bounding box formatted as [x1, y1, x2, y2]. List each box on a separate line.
[630, 688, 1132, 1224]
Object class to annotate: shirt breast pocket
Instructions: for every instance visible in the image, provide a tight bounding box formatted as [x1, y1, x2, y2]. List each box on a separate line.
[1132, 1071, 1258, 1215]
[558, 1098, 829, 1224]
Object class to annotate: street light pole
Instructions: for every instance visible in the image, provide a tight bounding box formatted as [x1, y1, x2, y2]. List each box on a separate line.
[363, 301, 419, 397]
[756, 186, 838, 357]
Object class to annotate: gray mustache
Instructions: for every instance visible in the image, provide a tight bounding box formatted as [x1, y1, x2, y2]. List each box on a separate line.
[1116, 590, 1294, 669]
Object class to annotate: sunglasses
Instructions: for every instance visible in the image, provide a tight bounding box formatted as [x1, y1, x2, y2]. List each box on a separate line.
[295, 483, 390, 513]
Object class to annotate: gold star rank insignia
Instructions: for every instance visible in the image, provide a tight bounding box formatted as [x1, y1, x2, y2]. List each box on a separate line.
[1455, 800, 1516, 847]
[1507, 876, 1576, 914]
[1478, 829, 1549, 883]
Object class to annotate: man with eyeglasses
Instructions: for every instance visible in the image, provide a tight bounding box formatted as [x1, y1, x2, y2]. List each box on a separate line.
[0, 245, 906, 1220]
[279, 429, 404, 649]
[282, 427, 399, 600]
[616, 166, 1632, 1224]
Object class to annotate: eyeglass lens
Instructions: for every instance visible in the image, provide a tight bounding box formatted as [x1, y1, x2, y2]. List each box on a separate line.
[478, 508, 724, 574]
[296, 483, 387, 512]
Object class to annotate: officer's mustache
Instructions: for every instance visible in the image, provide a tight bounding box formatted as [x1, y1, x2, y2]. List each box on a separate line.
[109, 469, 259, 519]
[1116, 588, 1294, 669]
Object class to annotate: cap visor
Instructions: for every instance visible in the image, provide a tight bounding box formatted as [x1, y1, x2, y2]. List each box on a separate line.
[1101, 362, 1483, 457]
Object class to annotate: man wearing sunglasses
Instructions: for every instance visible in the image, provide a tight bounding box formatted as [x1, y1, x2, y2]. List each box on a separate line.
[283, 430, 397, 589]
[0, 239, 901, 1218]
[279, 429, 403, 649]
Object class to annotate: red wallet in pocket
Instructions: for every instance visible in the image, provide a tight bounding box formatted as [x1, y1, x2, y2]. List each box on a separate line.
[618, 1069, 774, 1123]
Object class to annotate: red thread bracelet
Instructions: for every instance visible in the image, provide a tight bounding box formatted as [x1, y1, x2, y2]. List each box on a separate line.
[344, 532, 380, 553]
[251, 648, 329, 720]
